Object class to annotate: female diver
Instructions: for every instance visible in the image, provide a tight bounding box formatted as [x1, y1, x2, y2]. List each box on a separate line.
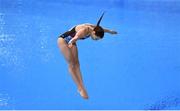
[57, 13, 117, 99]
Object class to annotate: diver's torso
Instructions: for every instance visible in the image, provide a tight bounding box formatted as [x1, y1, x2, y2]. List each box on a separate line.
[75, 23, 95, 37]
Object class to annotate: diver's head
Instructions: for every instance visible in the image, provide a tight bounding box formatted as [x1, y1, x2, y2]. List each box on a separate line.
[91, 12, 105, 40]
[91, 26, 104, 40]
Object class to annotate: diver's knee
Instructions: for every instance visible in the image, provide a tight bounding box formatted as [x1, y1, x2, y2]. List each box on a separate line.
[75, 61, 80, 68]
[68, 62, 76, 70]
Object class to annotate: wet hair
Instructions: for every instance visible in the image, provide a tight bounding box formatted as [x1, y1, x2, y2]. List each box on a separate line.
[93, 26, 104, 38]
[94, 12, 105, 38]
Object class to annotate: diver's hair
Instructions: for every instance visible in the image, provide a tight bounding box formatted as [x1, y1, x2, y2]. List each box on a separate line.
[94, 12, 105, 38]
[97, 12, 105, 26]
[94, 26, 104, 38]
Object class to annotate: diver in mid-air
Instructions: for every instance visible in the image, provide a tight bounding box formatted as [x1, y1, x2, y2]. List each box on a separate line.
[57, 12, 117, 99]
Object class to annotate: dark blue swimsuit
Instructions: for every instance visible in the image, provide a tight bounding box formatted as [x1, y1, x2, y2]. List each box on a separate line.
[59, 26, 90, 44]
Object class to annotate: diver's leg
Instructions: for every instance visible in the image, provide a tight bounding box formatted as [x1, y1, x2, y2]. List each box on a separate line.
[69, 44, 88, 99]
[57, 38, 82, 92]
[69, 45, 83, 82]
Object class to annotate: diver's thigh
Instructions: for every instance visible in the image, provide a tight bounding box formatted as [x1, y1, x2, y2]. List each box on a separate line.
[57, 38, 74, 63]
[70, 44, 79, 64]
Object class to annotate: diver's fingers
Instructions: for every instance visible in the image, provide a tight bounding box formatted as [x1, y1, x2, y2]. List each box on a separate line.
[68, 43, 73, 48]
[111, 30, 118, 34]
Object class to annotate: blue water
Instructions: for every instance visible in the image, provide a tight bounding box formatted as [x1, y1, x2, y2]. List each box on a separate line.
[0, 0, 180, 110]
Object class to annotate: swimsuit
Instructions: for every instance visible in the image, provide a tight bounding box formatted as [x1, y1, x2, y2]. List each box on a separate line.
[58, 26, 90, 44]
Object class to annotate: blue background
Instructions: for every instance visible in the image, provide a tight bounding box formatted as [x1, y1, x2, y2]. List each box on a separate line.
[0, 0, 180, 110]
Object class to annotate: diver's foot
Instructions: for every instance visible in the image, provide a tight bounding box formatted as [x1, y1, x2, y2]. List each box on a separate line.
[78, 88, 89, 99]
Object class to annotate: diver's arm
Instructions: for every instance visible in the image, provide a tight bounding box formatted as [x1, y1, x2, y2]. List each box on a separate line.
[68, 28, 86, 44]
[103, 28, 118, 34]
[68, 35, 78, 45]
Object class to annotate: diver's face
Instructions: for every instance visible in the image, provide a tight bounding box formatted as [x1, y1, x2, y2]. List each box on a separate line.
[91, 31, 101, 40]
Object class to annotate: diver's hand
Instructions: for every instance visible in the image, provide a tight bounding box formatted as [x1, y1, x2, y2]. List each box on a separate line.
[110, 30, 118, 34]
[68, 43, 73, 48]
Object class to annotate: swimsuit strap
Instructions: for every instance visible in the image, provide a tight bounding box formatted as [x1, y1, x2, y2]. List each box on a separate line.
[80, 34, 90, 40]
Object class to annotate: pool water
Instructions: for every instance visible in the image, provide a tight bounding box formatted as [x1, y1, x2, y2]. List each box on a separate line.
[0, 0, 180, 110]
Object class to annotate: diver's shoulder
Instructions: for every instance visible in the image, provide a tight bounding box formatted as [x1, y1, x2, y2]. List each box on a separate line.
[76, 23, 91, 29]
[84, 23, 96, 27]
[83, 23, 93, 25]
[77, 23, 94, 27]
